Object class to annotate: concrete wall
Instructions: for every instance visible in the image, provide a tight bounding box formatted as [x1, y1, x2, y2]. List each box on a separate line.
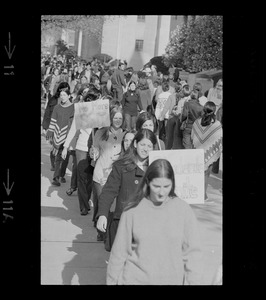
[101, 15, 175, 70]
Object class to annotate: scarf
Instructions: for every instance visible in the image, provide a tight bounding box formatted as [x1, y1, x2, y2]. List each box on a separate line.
[191, 119, 222, 170]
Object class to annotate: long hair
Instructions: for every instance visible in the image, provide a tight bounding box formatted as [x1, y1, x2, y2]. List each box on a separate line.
[124, 158, 177, 211]
[201, 101, 216, 127]
[99, 105, 125, 141]
[136, 111, 158, 134]
[54, 82, 70, 99]
[114, 128, 157, 167]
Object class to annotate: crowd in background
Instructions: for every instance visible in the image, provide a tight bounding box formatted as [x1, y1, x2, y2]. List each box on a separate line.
[41, 53, 223, 285]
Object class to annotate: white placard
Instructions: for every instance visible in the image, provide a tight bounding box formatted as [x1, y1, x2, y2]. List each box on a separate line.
[74, 99, 110, 130]
[149, 149, 205, 204]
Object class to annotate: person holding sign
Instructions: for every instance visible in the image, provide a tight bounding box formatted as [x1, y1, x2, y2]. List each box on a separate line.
[191, 101, 223, 201]
[106, 158, 203, 285]
[96, 129, 157, 250]
[89, 106, 126, 241]
[61, 88, 100, 215]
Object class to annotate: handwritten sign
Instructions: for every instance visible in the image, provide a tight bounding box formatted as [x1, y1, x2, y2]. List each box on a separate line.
[149, 149, 205, 204]
[74, 99, 110, 130]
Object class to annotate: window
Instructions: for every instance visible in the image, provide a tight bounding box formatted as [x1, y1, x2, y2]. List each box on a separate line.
[135, 39, 144, 51]
[137, 15, 145, 22]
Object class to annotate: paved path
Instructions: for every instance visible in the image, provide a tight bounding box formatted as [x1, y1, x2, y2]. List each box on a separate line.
[41, 100, 222, 285]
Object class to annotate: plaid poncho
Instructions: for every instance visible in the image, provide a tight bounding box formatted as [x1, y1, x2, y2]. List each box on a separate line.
[191, 119, 223, 170]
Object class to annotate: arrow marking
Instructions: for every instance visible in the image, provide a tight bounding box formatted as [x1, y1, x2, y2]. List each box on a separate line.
[3, 169, 14, 196]
[4, 32, 16, 60]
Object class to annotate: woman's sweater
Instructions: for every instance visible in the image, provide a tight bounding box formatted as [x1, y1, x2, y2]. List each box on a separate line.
[107, 197, 203, 285]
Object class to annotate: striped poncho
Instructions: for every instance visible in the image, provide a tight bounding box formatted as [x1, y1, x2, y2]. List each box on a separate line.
[191, 118, 223, 170]
[47, 103, 74, 155]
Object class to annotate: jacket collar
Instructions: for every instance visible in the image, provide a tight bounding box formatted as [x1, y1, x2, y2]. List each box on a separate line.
[125, 163, 144, 176]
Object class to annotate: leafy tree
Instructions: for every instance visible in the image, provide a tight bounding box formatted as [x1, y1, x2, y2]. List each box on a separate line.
[144, 56, 169, 74]
[163, 15, 223, 73]
[63, 48, 77, 60]
[41, 15, 120, 42]
[55, 39, 68, 55]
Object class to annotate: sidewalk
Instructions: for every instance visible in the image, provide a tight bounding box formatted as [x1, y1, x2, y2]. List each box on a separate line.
[41, 135, 110, 285]
[41, 101, 222, 284]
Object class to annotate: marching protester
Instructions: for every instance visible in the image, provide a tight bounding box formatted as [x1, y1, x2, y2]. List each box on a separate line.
[180, 90, 204, 149]
[96, 129, 157, 251]
[135, 111, 165, 150]
[42, 82, 71, 171]
[154, 81, 172, 142]
[191, 101, 223, 201]
[110, 61, 127, 102]
[121, 81, 144, 131]
[136, 72, 152, 111]
[160, 82, 183, 149]
[46, 87, 74, 186]
[89, 105, 126, 241]
[61, 86, 101, 215]
[106, 158, 203, 285]
[207, 79, 223, 113]
[121, 130, 136, 153]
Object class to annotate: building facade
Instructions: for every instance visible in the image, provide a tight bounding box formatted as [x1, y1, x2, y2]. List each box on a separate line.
[42, 15, 191, 68]
[101, 15, 185, 70]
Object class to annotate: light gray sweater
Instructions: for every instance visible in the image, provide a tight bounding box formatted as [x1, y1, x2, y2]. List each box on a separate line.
[106, 197, 203, 285]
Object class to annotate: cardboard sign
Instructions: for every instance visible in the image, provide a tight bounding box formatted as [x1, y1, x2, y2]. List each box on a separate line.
[149, 149, 205, 204]
[74, 99, 110, 130]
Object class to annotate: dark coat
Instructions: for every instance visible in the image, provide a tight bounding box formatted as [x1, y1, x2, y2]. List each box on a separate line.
[96, 161, 145, 220]
[181, 99, 203, 130]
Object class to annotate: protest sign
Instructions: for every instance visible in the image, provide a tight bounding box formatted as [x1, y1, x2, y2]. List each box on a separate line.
[74, 99, 110, 130]
[149, 149, 205, 204]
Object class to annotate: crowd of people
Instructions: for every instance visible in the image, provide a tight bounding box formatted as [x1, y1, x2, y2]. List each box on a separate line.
[41, 53, 223, 285]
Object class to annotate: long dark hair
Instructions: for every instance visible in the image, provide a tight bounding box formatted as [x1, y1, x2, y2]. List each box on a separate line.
[136, 111, 158, 134]
[114, 128, 157, 167]
[124, 158, 177, 211]
[201, 101, 216, 127]
[54, 82, 70, 99]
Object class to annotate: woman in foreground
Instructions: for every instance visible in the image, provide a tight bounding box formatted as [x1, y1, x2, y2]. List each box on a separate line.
[106, 158, 203, 285]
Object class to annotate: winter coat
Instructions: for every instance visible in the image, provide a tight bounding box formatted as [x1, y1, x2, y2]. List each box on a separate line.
[96, 161, 145, 220]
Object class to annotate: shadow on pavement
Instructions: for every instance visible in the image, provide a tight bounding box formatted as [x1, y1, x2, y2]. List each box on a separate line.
[41, 136, 107, 285]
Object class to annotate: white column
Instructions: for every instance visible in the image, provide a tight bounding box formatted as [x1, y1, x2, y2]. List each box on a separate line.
[78, 30, 82, 57]
[116, 17, 121, 59]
